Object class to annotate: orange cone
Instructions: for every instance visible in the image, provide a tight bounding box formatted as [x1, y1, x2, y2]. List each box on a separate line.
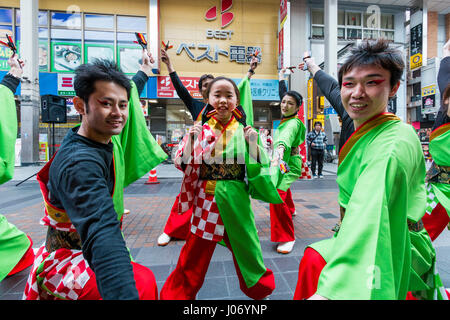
[145, 168, 160, 184]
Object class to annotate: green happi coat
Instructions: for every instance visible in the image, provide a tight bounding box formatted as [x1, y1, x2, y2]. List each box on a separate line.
[427, 123, 450, 213]
[272, 114, 306, 191]
[310, 113, 437, 300]
[0, 84, 31, 282]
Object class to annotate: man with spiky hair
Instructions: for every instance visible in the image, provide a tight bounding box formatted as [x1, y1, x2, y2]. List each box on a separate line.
[24, 51, 167, 300]
[293, 39, 445, 300]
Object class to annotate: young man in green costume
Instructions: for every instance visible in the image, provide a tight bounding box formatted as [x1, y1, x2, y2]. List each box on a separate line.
[160, 77, 282, 300]
[293, 39, 446, 300]
[23, 50, 167, 300]
[0, 54, 35, 282]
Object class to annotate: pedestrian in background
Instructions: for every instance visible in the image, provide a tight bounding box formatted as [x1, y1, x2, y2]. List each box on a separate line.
[306, 122, 327, 179]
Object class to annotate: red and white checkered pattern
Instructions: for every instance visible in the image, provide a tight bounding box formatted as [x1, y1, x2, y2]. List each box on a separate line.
[23, 245, 93, 300]
[175, 123, 217, 214]
[299, 155, 312, 180]
[190, 180, 224, 242]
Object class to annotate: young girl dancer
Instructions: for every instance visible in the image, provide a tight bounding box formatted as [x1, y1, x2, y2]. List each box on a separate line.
[160, 77, 282, 300]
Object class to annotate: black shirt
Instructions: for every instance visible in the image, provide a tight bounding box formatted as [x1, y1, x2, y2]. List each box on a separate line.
[170, 71, 206, 120]
[433, 56, 450, 130]
[1, 73, 20, 94]
[279, 72, 354, 152]
[46, 72, 149, 300]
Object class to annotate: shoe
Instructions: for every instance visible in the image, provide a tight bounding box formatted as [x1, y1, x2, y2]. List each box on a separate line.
[292, 210, 297, 216]
[312, 174, 317, 179]
[277, 240, 295, 254]
[157, 233, 171, 246]
[319, 174, 324, 179]
[124, 209, 130, 215]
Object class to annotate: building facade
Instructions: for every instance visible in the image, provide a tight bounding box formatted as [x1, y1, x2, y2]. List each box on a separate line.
[0, 0, 449, 163]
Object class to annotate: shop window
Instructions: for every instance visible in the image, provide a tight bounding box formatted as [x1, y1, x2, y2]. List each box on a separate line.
[117, 32, 144, 74]
[254, 107, 270, 123]
[85, 14, 114, 29]
[117, 15, 146, 32]
[51, 12, 81, 28]
[50, 28, 82, 72]
[363, 29, 379, 40]
[347, 12, 361, 26]
[338, 10, 345, 26]
[85, 31, 114, 63]
[312, 26, 324, 38]
[381, 14, 394, 29]
[347, 28, 362, 39]
[380, 30, 394, 41]
[0, 25, 12, 39]
[39, 28, 49, 71]
[311, 9, 324, 25]
[0, 8, 12, 24]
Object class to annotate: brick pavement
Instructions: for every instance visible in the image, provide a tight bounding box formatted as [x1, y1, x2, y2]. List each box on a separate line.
[2, 174, 449, 300]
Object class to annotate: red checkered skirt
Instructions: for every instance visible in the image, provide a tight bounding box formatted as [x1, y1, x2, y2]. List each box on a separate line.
[190, 180, 225, 242]
[23, 244, 93, 300]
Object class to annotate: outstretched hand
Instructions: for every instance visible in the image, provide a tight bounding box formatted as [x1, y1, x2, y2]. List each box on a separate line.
[140, 49, 155, 76]
[7, 53, 24, 78]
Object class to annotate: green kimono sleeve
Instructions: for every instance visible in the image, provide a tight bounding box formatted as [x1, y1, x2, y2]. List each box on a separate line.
[272, 118, 306, 191]
[117, 81, 167, 187]
[429, 129, 450, 212]
[237, 77, 253, 127]
[246, 135, 283, 205]
[0, 84, 18, 184]
[111, 82, 167, 217]
[0, 85, 30, 281]
[316, 154, 421, 300]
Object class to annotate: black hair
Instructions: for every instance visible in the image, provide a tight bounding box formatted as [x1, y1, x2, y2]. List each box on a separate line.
[338, 38, 405, 89]
[74, 59, 131, 111]
[281, 90, 303, 107]
[204, 76, 240, 104]
[199, 74, 215, 94]
[314, 121, 322, 127]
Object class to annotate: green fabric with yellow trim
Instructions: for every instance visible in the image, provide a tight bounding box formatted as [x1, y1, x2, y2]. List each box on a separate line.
[429, 124, 450, 213]
[0, 84, 31, 282]
[308, 114, 438, 299]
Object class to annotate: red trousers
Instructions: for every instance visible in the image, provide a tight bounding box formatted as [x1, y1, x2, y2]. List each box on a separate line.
[270, 189, 296, 242]
[78, 262, 158, 300]
[160, 232, 275, 300]
[422, 203, 449, 241]
[163, 194, 192, 240]
[8, 235, 35, 276]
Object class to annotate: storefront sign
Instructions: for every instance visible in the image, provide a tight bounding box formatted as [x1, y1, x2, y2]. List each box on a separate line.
[57, 73, 76, 96]
[280, 0, 288, 28]
[248, 79, 279, 101]
[157, 75, 202, 99]
[421, 84, 436, 114]
[307, 78, 313, 120]
[177, 43, 261, 64]
[410, 11, 423, 71]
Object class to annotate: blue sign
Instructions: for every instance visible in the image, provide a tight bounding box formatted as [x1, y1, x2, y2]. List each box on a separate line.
[324, 107, 337, 115]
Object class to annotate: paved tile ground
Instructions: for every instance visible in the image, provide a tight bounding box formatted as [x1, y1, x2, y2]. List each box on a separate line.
[1, 163, 449, 300]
